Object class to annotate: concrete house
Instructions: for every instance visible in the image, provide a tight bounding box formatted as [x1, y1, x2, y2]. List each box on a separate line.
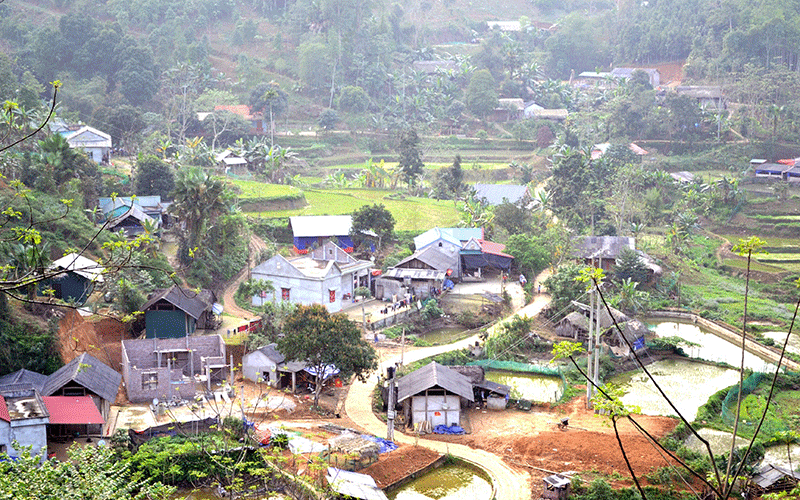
[62, 125, 112, 163]
[121, 335, 229, 403]
[395, 246, 460, 282]
[290, 215, 355, 254]
[572, 235, 661, 277]
[0, 388, 49, 460]
[397, 362, 474, 429]
[39, 253, 104, 305]
[251, 241, 372, 313]
[611, 67, 660, 87]
[141, 286, 222, 339]
[41, 352, 122, 421]
[210, 105, 269, 135]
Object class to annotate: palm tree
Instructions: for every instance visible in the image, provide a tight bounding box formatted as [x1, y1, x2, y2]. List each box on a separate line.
[170, 166, 233, 264]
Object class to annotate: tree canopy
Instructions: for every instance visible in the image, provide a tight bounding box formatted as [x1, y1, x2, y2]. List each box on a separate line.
[277, 304, 377, 408]
[351, 203, 395, 251]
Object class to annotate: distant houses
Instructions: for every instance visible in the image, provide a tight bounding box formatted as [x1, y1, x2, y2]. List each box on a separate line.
[58, 125, 112, 163]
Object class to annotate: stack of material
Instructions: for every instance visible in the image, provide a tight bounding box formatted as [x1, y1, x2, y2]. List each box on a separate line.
[330, 432, 381, 458]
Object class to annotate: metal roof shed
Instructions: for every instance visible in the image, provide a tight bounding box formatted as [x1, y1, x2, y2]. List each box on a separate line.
[396, 362, 474, 429]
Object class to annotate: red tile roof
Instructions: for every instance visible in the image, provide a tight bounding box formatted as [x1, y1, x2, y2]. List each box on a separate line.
[42, 396, 104, 425]
[479, 239, 513, 258]
[214, 104, 256, 119]
[0, 395, 9, 422]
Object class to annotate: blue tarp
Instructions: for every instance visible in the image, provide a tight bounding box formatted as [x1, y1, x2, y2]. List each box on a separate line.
[361, 435, 399, 454]
[433, 424, 465, 435]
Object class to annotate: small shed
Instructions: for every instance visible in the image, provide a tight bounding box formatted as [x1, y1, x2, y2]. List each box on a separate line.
[555, 311, 590, 339]
[242, 343, 285, 386]
[396, 362, 474, 428]
[141, 286, 221, 338]
[747, 464, 800, 499]
[541, 473, 572, 500]
[602, 319, 649, 358]
[40, 253, 104, 305]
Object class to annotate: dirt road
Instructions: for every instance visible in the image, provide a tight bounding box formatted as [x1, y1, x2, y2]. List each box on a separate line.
[219, 234, 269, 319]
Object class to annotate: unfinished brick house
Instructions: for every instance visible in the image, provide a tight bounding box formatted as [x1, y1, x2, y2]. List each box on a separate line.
[121, 335, 230, 403]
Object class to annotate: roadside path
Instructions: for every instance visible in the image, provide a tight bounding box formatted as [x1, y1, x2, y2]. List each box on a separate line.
[344, 273, 553, 500]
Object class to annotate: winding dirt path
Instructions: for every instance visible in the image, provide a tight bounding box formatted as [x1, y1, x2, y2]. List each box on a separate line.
[220, 234, 269, 319]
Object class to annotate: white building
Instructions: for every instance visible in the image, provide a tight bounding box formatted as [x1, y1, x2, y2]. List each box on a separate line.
[251, 241, 372, 313]
[63, 125, 112, 163]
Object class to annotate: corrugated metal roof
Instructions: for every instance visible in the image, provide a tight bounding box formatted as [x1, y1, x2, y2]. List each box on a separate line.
[141, 286, 215, 320]
[382, 268, 446, 281]
[256, 343, 285, 363]
[326, 467, 389, 500]
[41, 352, 122, 403]
[473, 183, 530, 206]
[42, 396, 104, 425]
[752, 464, 800, 488]
[65, 125, 112, 149]
[290, 215, 352, 237]
[572, 236, 635, 260]
[397, 362, 474, 403]
[413, 227, 463, 250]
[49, 253, 105, 283]
[395, 246, 457, 272]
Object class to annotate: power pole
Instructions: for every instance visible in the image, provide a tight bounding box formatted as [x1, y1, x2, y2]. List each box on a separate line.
[587, 288, 594, 409]
[387, 366, 396, 441]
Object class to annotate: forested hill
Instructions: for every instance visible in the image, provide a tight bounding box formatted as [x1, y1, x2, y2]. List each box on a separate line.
[1, 0, 799, 138]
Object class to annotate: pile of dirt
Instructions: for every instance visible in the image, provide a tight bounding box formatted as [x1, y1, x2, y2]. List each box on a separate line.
[359, 445, 443, 489]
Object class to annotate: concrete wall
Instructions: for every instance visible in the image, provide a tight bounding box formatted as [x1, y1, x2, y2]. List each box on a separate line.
[122, 335, 227, 402]
[8, 418, 48, 459]
[252, 272, 342, 312]
[0, 420, 9, 455]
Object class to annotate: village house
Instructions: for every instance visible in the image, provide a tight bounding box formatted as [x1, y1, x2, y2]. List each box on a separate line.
[611, 67, 660, 87]
[675, 86, 726, 111]
[554, 303, 648, 359]
[40, 352, 121, 422]
[250, 241, 372, 313]
[140, 285, 222, 339]
[39, 252, 104, 305]
[460, 237, 513, 275]
[374, 267, 447, 301]
[99, 195, 170, 227]
[523, 103, 569, 122]
[489, 98, 525, 122]
[55, 124, 112, 164]
[746, 464, 800, 499]
[241, 343, 307, 393]
[121, 335, 229, 403]
[572, 235, 661, 277]
[215, 149, 248, 175]
[0, 354, 119, 457]
[290, 215, 355, 254]
[208, 104, 269, 135]
[396, 362, 474, 429]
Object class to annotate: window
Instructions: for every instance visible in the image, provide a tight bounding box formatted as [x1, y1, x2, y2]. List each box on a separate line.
[142, 372, 158, 391]
[281, 288, 290, 301]
[329, 289, 336, 303]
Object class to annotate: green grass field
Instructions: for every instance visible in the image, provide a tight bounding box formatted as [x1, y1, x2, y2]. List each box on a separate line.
[245, 188, 462, 231]
[228, 179, 303, 200]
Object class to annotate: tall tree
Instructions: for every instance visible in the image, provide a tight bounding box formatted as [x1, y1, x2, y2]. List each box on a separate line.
[396, 128, 423, 188]
[465, 69, 498, 119]
[169, 166, 233, 264]
[278, 304, 377, 408]
[134, 155, 175, 199]
[351, 203, 395, 251]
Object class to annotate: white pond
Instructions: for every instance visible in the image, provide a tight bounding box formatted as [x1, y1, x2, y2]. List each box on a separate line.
[610, 358, 740, 421]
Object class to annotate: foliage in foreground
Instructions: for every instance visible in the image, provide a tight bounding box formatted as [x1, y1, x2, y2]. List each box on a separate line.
[0, 444, 175, 500]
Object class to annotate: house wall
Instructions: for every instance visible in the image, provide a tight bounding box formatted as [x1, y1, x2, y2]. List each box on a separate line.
[8, 418, 48, 459]
[145, 309, 194, 338]
[410, 393, 461, 427]
[0, 420, 9, 455]
[374, 278, 405, 301]
[241, 351, 279, 384]
[122, 336, 226, 402]
[251, 273, 342, 313]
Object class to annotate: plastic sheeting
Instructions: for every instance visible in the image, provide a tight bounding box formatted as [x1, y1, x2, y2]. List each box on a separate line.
[361, 434, 399, 454]
[433, 424, 465, 435]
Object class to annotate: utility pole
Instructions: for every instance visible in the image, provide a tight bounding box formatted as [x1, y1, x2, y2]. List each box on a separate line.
[587, 287, 594, 409]
[387, 365, 396, 441]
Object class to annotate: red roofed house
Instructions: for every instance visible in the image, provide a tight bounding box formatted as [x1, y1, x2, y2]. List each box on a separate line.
[42, 396, 105, 438]
[460, 237, 514, 275]
[213, 105, 268, 135]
